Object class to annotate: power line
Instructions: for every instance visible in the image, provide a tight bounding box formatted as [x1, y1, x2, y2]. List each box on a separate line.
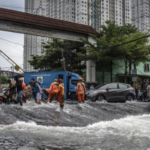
[1, 40, 23, 52]
[113, 34, 150, 47]
[0, 37, 23, 46]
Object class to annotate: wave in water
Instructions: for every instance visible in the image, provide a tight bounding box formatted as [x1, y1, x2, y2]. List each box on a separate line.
[0, 114, 150, 150]
[0, 114, 150, 138]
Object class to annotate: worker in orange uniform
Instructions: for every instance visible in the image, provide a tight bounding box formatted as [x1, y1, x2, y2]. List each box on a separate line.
[76, 78, 86, 103]
[57, 79, 65, 109]
[48, 79, 59, 103]
[19, 78, 27, 103]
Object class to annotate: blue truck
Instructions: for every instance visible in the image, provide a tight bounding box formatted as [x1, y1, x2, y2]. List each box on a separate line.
[24, 71, 82, 100]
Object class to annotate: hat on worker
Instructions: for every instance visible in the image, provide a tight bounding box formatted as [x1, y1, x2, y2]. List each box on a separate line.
[79, 77, 83, 81]
[54, 79, 58, 82]
[58, 79, 63, 82]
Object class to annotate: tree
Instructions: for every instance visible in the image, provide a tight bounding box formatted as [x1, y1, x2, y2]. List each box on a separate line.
[81, 21, 121, 83]
[0, 76, 8, 84]
[114, 30, 150, 83]
[28, 39, 86, 76]
[82, 21, 150, 83]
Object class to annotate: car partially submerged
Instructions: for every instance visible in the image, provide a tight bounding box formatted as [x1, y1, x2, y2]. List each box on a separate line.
[86, 83, 135, 102]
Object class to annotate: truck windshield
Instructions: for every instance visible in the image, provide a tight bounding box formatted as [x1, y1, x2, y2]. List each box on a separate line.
[71, 80, 79, 85]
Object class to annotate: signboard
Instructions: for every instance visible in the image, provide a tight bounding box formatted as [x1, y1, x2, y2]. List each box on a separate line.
[132, 69, 137, 77]
[37, 76, 43, 84]
[15, 65, 20, 71]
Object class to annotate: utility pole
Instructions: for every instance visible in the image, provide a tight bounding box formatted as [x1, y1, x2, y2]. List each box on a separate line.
[61, 48, 66, 71]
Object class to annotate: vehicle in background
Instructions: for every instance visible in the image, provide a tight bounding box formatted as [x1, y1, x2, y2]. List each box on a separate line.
[86, 83, 135, 102]
[24, 71, 82, 100]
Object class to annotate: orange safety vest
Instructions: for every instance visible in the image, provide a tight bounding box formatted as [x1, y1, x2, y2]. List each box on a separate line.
[58, 83, 64, 96]
[49, 82, 59, 94]
[22, 82, 26, 91]
[77, 82, 86, 94]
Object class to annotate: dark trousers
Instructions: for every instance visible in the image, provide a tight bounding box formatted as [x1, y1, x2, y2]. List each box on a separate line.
[17, 91, 23, 106]
[135, 89, 138, 99]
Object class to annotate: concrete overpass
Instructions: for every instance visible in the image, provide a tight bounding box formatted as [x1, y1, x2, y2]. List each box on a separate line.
[0, 70, 20, 77]
[0, 8, 99, 82]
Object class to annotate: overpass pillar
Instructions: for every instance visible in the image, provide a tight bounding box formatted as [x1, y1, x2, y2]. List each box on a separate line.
[85, 36, 96, 83]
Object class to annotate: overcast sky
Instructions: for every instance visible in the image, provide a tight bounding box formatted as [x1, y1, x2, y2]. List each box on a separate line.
[0, 0, 24, 72]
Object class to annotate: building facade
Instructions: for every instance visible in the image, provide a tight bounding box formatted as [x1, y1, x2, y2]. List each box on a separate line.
[91, 0, 132, 31]
[132, 0, 150, 33]
[24, 0, 48, 71]
[24, 0, 132, 72]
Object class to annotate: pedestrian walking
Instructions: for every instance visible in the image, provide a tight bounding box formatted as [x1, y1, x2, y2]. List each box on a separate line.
[14, 76, 23, 106]
[76, 78, 86, 103]
[7, 79, 16, 100]
[31, 78, 42, 104]
[57, 79, 65, 109]
[26, 82, 32, 101]
[147, 84, 150, 101]
[20, 78, 27, 103]
[90, 84, 94, 90]
[48, 79, 59, 103]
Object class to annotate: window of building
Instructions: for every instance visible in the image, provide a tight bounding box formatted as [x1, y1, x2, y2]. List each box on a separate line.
[144, 64, 150, 72]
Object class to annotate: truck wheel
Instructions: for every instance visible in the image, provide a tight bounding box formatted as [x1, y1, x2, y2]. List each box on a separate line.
[70, 93, 77, 101]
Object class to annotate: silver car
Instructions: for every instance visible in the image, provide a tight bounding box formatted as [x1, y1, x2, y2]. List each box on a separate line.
[86, 83, 135, 102]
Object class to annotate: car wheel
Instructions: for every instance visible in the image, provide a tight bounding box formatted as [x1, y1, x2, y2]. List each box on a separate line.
[97, 95, 106, 102]
[126, 94, 134, 101]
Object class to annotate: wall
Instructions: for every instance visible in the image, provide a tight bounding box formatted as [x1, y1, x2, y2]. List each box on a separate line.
[96, 60, 150, 84]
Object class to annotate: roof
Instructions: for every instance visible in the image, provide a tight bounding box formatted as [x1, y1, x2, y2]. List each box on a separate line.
[0, 8, 99, 36]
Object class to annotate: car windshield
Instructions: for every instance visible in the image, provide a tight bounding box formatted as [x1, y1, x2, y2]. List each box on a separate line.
[95, 84, 109, 90]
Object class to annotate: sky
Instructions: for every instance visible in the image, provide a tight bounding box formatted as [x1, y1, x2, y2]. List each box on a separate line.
[0, 0, 24, 72]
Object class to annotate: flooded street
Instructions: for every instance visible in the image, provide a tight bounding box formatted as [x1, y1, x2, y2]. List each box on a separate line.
[0, 101, 150, 150]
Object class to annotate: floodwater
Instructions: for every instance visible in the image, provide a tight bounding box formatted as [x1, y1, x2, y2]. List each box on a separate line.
[0, 101, 150, 150]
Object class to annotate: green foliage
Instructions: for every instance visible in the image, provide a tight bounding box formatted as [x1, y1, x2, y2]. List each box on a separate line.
[28, 39, 85, 76]
[0, 76, 8, 84]
[82, 21, 150, 83]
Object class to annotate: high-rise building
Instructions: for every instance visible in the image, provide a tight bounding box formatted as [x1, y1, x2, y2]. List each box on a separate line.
[24, 0, 132, 71]
[46, 0, 76, 22]
[132, 0, 150, 33]
[24, 0, 47, 71]
[91, 0, 132, 31]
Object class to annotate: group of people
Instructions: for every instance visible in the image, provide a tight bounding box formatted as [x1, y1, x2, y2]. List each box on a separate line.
[42, 78, 65, 109]
[6, 76, 86, 109]
[7, 76, 27, 106]
[42, 77, 86, 108]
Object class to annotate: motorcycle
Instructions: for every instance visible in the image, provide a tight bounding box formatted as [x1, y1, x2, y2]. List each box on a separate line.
[0, 88, 9, 104]
[0, 88, 18, 104]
